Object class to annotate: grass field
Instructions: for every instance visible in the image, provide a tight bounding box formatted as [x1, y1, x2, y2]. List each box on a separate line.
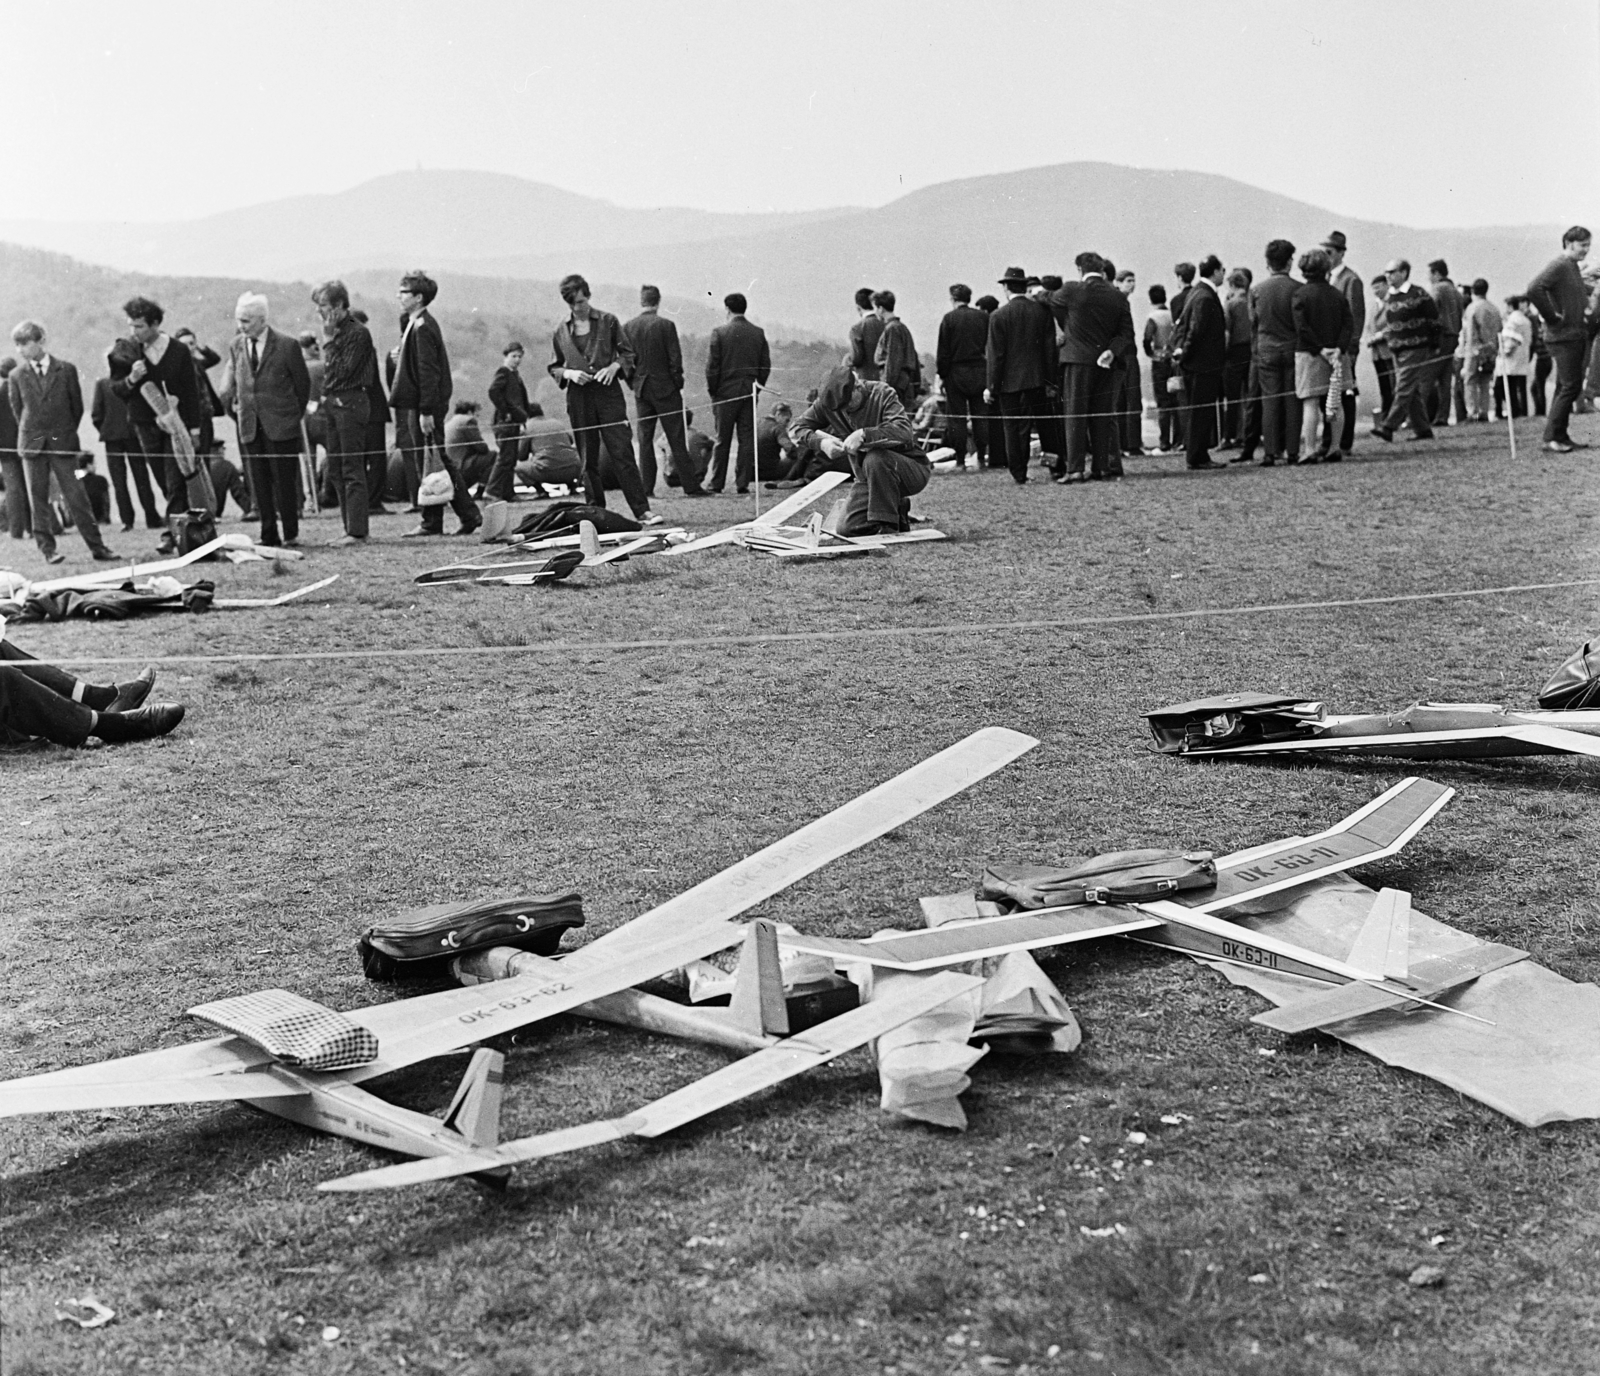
[2, 415, 1598, 1376]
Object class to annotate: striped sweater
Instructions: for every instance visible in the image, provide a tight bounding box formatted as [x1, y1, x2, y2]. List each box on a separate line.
[1381, 284, 1440, 354]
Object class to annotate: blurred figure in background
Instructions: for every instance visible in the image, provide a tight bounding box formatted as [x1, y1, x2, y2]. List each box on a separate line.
[1461, 280, 1502, 422]
[1220, 270, 1251, 449]
[1495, 294, 1532, 420]
[1367, 272, 1395, 419]
[92, 370, 162, 531]
[936, 283, 990, 470]
[1143, 284, 1178, 453]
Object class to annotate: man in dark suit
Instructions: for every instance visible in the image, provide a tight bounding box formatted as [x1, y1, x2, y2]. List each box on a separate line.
[349, 309, 391, 513]
[705, 292, 772, 494]
[984, 267, 1057, 484]
[484, 341, 532, 502]
[624, 285, 704, 496]
[391, 271, 478, 537]
[936, 283, 990, 469]
[871, 290, 921, 407]
[1175, 256, 1229, 470]
[221, 292, 313, 548]
[1049, 252, 1134, 481]
[91, 374, 162, 531]
[848, 288, 884, 381]
[7, 321, 116, 563]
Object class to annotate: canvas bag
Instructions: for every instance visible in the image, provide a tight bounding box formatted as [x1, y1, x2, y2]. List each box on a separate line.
[417, 439, 454, 506]
[978, 850, 1218, 910]
[358, 892, 586, 981]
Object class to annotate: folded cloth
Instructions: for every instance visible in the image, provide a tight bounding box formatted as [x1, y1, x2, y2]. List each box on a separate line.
[979, 850, 1217, 910]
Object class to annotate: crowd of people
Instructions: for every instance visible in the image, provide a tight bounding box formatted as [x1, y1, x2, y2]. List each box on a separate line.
[3, 227, 1597, 563]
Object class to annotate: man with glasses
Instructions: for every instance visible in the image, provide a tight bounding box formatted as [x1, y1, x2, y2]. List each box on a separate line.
[1369, 260, 1441, 444]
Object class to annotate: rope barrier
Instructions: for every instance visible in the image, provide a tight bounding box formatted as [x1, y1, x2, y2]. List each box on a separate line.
[40, 577, 1600, 671]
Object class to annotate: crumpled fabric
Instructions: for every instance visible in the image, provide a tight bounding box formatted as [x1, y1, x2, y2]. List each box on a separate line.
[1538, 638, 1600, 710]
[0, 579, 214, 621]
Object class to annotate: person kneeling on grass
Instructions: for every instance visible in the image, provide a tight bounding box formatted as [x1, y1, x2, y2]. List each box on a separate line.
[0, 639, 182, 747]
[790, 366, 930, 535]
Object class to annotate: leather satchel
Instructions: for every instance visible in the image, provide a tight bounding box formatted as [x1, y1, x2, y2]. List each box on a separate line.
[1538, 639, 1600, 710]
[978, 850, 1217, 910]
[358, 893, 585, 981]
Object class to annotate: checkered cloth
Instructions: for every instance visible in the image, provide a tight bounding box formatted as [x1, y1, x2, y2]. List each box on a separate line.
[188, 990, 379, 1072]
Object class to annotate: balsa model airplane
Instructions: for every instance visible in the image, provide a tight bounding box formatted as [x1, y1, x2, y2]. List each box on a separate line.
[0, 728, 1034, 1188]
[1144, 642, 1600, 762]
[779, 776, 1523, 1032]
[663, 471, 850, 555]
[736, 510, 948, 561]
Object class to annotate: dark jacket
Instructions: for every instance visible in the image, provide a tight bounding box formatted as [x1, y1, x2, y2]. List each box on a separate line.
[8, 357, 84, 456]
[705, 316, 771, 401]
[623, 310, 685, 395]
[221, 326, 313, 444]
[109, 334, 201, 429]
[1292, 281, 1355, 354]
[390, 309, 452, 414]
[1526, 255, 1593, 344]
[1048, 276, 1134, 365]
[1249, 272, 1300, 356]
[1330, 265, 1366, 351]
[874, 315, 921, 399]
[547, 309, 634, 389]
[849, 314, 885, 381]
[488, 365, 531, 425]
[986, 295, 1056, 393]
[91, 377, 132, 444]
[1177, 280, 1227, 374]
[937, 304, 989, 380]
[791, 367, 922, 458]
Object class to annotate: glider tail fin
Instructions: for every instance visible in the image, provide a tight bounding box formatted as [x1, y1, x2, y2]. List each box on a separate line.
[729, 920, 791, 1038]
[1346, 887, 1411, 982]
[578, 520, 601, 559]
[442, 1047, 505, 1148]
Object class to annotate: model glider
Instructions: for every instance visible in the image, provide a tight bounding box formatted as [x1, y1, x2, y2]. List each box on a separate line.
[780, 777, 1516, 1029]
[0, 727, 1036, 1180]
[1145, 642, 1600, 762]
[663, 471, 850, 555]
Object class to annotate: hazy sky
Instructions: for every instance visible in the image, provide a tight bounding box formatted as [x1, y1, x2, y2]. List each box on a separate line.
[2, 0, 1596, 228]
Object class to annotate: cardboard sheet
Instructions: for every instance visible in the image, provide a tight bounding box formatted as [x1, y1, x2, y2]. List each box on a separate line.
[1200, 876, 1600, 1126]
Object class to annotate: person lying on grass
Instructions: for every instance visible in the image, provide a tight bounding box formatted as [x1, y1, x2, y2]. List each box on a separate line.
[0, 637, 182, 747]
[789, 365, 931, 535]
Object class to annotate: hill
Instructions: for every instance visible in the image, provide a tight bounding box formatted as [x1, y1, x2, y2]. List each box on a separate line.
[0, 170, 858, 283]
[451, 162, 1566, 344]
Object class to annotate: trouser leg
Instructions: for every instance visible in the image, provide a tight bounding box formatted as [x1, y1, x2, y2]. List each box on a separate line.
[654, 403, 694, 490]
[0, 665, 95, 748]
[0, 639, 114, 706]
[395, 409, 424, 507]
[840, 448, 930, 533]
[324, 396, 371, 538]
[1, 454, 32, 537]
[29, 452, 108, 557]
[710, 399, 741, 491]
[364, 416, 389, 506]
[106, 450, 135, 527]
[633, 400, 659, 496]
[1510, 376, 1527, 418]
[486, 423, 524, 502]
[1544, 338, 1585, 443]
[732, 401, 756, 492]
[245, 448, 281, 546]
[1183, 371, 1222, 465]
[596, 407, 650, 518]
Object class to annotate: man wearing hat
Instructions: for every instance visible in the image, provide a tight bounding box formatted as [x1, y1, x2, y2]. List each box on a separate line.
[1321, 231, 1366, 459]
[984, 268, 1057, 483]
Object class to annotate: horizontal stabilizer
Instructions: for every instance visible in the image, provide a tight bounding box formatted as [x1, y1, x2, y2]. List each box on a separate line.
[1252, 942, 1528, 1033]
[782, 907, 1159, 971]
[320, 969, 984, 1192]
[1502, 724, 1600, 758]
[666, 472, 850, 554]
[1182, 777, 1453, 914]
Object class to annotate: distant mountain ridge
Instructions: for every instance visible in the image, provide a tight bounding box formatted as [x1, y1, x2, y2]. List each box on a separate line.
[0, 169, 860, 282]
[0, 162, 1565, 350]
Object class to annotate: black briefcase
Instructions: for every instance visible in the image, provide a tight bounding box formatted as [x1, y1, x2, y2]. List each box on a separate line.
[358, 893, 585, 981]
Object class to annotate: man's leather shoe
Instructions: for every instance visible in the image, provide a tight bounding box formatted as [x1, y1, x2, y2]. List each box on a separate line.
[1544, 440, 1575, 453]
[1188, 458, 1220, 469]
[331, 534, 365, 546]
[94, 702, 185, 743]
[1369, 426, 1394, 442]
[108, 667, 157, 712]
[92, 549, 122, 561]
[402, 525, 439, 538]
[682, 489, 710, 497]
[45, 551, 65, 564]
